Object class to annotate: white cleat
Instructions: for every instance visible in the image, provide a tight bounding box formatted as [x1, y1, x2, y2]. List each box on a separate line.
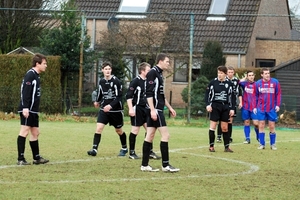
[270, 145, 277, 150]
[162, 165, 180, 172]
[257, 145, 265, 150]
[140, 165, 159, 172]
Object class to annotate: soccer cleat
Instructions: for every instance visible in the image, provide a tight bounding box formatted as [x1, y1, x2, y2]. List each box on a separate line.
[257, 145, 265, 150]
[209, 147, 215, 152]
[17, 159, 31, 166]
[149, 151, 161, 160]
[243, 140, 250, 144]
[270, 145, 277, 150]
[118, 148, 128, 156]
[162, 165, 180, 172]
[224, 148, 234, 153]
[33, 157, 49, 165]
[87, 149, 97, 156]
[129, 152, 140, 159]
[140, 165, 159, 172]
[216, 138, 222, 143]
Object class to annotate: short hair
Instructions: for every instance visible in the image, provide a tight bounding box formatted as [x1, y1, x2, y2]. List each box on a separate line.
[138, 62, 151, 74]
[102, 61, 112, 69]
[246, 70, 254, 75]
[155, 53, 169, 64]
[227, 66, 235, 71]
[32, 53, 47, 67]
[260, 67, 270, 75]
[217, 65, 227, 74]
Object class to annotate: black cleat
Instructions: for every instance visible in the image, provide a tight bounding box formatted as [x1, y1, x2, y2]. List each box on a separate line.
[87, 149, 97, 156]
[17, 159, 31, 165]
[33, 157, 49, 165]
[149, 151, 161, 160]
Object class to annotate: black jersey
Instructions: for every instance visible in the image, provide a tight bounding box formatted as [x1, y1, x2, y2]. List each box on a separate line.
[125, 75, 146, 107]
[205, 77, 236, 109]
[96, 75, 123, 111]
[145, 66, 165, 110]
[18, 69, 41, 113]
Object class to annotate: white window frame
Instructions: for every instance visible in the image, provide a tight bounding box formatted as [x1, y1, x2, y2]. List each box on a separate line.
[116, 0, 150, 19]
[173, 58, 201, 82]
[206, 0, 230, 21]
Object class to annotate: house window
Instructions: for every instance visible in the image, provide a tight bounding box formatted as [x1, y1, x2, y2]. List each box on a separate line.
[207, 0, 230, 21]
[173, 59, 201, 82]
[255, 59, 276, 68]
[116, 0, 150, 19]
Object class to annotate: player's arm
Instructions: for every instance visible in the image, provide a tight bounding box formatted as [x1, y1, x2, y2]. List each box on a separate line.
[145, 70, 157, 120]
[126, 79, 137, 116]
[205, 80, 213, 112]
[108, 78, 123, 109]
[165, 99, 176, 117]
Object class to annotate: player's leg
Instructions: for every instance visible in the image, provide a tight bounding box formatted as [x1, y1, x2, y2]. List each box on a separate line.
[216, 122, 222, 142]
[267, 110, 278, 150]
[242, 109, 251, 144]
[257, 110, 266, 149]
[17, 119, 30, 165]
[129, 125, 140, 159]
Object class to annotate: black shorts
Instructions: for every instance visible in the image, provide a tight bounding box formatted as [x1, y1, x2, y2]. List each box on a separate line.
[209, 102, 230, 122]
[130, 105, 147, 126]
[20, 113, 39, 127]
[147, 110, 167, 128]
[97, 110, 124, 128]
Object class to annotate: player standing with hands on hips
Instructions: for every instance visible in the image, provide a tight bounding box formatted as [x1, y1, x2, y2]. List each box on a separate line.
[205, 65, 236, 153]
[254, 68, 281, 150]
[17, 53, 49, 165]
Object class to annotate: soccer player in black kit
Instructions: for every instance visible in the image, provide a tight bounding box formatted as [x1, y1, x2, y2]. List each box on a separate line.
[87, 61, 128, 157]
[205, 65, 236, 153]
[140, 53, 180, 172]
[17, 53, 49, 165]
[126, 62, 160, 160]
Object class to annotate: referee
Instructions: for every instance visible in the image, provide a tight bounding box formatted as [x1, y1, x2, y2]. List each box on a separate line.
[205, 65, 236, 152]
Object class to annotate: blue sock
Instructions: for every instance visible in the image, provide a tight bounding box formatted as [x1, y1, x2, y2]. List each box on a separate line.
[269, 133, 276, 145]
[259, 133, 265, 146]
[254, 128, 259, 141]
[244, 126, 250, 140]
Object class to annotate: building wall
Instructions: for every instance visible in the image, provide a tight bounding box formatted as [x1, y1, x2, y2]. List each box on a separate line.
[246, 0, 291, 67]
[255, 39, 300, 65]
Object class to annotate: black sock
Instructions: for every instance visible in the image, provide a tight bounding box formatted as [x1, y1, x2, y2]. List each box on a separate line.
[30, 140, 39, 160]
[142, 141, 151, 166]
[119, 132, 127, 149]
[223, 131, 230, 149]
[92, 133, 101, 150]
[217, 123, 222, 138]
[129, 132, 137, 153]
[209, 130, 215, 147]
[150, 142, 153, 153]
[17, 136, 26, 160]
[160, 141, 169, 167]
[228, 123, 233, 139]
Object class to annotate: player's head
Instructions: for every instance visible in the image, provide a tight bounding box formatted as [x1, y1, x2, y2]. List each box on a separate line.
[32, 53, 47, 73]
[246, 70, 255, 82]
[217, 65, 227, 81]
[101, 61, 112, 78]
[138, 62, 151, 77]
[260, 68, 270, 81]
[227, 66, 235, 79]
[156, 53, 170, 70]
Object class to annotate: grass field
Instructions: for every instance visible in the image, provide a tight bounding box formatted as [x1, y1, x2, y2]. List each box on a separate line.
[0, 118, 299, 200]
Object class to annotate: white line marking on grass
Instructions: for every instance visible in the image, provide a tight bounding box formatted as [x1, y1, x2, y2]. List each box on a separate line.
[0, 139, 299, 184]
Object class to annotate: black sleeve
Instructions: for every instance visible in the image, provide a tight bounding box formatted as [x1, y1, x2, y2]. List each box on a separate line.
[145, 70, 156, 98]
[21, 72, 34, 109]
[109, 77, 123, 109]
[125, 78, 138, 100]
[205, 80, 213, 106]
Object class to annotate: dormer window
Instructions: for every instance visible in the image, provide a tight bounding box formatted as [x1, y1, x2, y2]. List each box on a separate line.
[116, 0, 150, 19]
[206, 0, 230, 21]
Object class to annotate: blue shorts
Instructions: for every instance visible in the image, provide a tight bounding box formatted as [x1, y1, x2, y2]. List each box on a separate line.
[256, 109, 278, 122]
[241, 108, 258, 121]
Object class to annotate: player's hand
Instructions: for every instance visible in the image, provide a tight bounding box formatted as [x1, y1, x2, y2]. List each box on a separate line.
[94, 102, 99, 108]
[22, 108, 29, 118]
[229, 110, 234, 117]
[253, 108, 257, 114]
[275, 106, 280, 112]
[206, 105, 212, 113]
[103, 104, 111, 112]
[150, 109, 157, 121]
[128, 108, 135, 117]
[238, 103, 242, 109]
[169, 107, 176, 117]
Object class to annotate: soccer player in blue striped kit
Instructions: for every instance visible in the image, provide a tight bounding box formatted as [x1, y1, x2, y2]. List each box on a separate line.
[254, 68, 281, 150]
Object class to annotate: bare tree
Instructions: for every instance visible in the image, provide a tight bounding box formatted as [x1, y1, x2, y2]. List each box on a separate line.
[0, 0, 60, 54]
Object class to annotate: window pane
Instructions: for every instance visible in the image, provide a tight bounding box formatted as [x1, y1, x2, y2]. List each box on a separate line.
[209, 0, 230, 14]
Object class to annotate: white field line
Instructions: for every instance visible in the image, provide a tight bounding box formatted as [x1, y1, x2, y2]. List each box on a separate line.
[0, 139, 299, 184]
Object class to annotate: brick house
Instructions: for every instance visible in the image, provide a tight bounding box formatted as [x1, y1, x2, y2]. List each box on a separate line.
[76, 0, 300, 108]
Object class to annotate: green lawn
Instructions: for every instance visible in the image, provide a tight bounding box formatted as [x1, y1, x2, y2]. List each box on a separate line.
[0, 118, 299, 200]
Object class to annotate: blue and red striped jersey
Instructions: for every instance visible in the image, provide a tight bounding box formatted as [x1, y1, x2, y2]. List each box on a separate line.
[255, 78, 281, 112]
[239, 81, 256, 111]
